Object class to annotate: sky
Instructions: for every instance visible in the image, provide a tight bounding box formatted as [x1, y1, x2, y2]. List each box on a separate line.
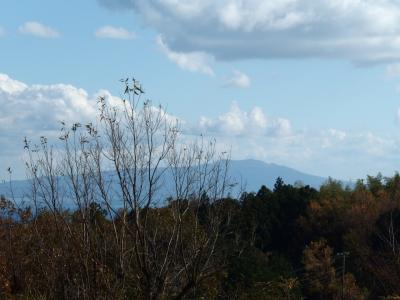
[2, 0, 400, 181]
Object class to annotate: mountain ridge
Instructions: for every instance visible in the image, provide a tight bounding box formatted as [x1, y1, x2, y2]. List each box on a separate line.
[0, 159, 334, 202]
[228, 159, 328, 192]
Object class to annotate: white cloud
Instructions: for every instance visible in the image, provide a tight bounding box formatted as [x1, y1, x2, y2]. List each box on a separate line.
[0, 75, 166, 135]
[0, 74, 97, 133]
[100, 0, 400, 64]
[0, 27, 5, 37]
[321, 129, 347, 148]
[19, 21, 60, 38]
[224, 70, 251, 88]
[95, 26, 135, 39]
[271, 118, 292, 137]
[0, 74, 181, 179]
[156, 35, 215, 76]
[0, 74, 27, 94]
[196, 102, 290, 137]
[0, 74, 98, 178]
[249, 106, 267, 129]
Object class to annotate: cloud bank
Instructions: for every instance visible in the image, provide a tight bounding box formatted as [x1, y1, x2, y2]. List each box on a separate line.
[192, 103, 400, 179]
[196, 103, 290, 137]
[98, 0, 400, 64]
[1, 73, 400, 180]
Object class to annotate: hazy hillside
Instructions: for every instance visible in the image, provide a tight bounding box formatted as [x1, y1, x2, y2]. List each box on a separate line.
[0, 159, 329, 203]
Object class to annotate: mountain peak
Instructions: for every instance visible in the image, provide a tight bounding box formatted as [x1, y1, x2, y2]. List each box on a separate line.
[229, 159, 326, 191]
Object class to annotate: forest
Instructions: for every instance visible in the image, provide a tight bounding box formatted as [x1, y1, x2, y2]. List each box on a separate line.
[3, 174, 400, 299]
[1, 80, 400, 299]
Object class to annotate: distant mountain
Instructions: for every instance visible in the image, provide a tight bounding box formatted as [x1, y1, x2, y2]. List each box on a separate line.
[229, 159, 327, 192]
[0, 159, 329, 203]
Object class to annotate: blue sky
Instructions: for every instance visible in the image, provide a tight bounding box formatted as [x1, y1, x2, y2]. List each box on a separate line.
[1, 0, 400, 181]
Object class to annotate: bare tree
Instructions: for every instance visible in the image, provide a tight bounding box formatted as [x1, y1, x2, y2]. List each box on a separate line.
[23, 78, 233, 299]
